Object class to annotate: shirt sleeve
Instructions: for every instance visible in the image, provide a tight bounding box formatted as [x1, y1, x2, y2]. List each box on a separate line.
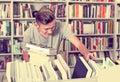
[22, 27, 32, 51]
[61, 22, 76, 40]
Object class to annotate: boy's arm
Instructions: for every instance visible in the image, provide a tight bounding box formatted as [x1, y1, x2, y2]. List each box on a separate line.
[68, 35, 97, 61]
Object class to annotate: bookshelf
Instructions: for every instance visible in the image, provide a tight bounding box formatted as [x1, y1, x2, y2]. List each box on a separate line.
[66, 0, 116, 67]
[0, 0, 119, 74]
[0, 0, 67, 72]
[1, 0, 120, 82]
[0, 0, 12, 72]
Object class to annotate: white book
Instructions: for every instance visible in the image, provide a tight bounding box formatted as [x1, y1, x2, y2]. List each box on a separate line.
[28, 48, 48, 56]
[29, 51, 49, 66]
[25, 62, 31, 82]
[6, 62, 11, 82]
[83, 22, 93, 34]
[44, 61, 58, 81]
[19, 62, 25, 82]
[26, 43, 57, 55]
[88, 60, 100, 77]
[27, 62, 34, 82]
[30, 63, 39, 82]
[22, 62, 28, 82]
[41, 64, 50, 81]
[106, 57, 115, 67]
[14, 60, 20, 82]
[11, 62, 15, 82]
[57, 54, 71, 79]
[92, 58, 106, 69]
[34, 65, 43, 81]
[1, 21, 7, 36]
[53, 59, 68, 80]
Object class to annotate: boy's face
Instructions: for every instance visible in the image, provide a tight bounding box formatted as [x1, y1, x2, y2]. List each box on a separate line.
[38, 20, 55, 38]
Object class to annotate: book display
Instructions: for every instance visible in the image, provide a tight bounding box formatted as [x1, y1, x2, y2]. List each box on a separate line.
[5, 55, 120, 82]
[1, 0, 120, 82]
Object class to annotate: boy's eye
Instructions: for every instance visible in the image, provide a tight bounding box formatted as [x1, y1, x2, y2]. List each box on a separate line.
[45, 26, 55, 30]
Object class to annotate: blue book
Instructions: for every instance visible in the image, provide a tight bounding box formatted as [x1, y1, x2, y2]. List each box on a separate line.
[72, 56, 92, 78]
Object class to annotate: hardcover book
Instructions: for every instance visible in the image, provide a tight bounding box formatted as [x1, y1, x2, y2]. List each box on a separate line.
[72, 56, 92, 78]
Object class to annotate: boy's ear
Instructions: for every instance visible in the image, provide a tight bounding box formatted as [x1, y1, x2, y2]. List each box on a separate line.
[35, 22, 40, 29]
[32, 10, 38, 18]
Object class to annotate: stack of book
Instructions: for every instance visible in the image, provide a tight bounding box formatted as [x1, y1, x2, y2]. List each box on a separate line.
[6, 53, 71, 82]
[26, 43, 57, 56]
[26, 43, 57, 66]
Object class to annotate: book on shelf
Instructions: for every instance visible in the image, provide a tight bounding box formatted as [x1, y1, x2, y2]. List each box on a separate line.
[72, 56, 93, 79]
[6, 62, 11, 82]
[26, 43, 57, 55]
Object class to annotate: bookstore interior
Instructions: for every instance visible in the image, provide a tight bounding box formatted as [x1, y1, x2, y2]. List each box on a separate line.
[1, 0, 120, 82]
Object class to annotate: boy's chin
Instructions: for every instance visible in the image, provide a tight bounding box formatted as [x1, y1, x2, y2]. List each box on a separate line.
[43, 35, 50, 38]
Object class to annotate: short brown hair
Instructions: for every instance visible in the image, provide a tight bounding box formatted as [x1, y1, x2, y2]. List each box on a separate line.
[34, 7, 55, 25]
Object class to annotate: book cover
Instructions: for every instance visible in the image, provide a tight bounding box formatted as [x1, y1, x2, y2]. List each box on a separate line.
[57, 54, 71, 79]
[72, 56, 92, 78]
[42, 62, 58, 81]
[53, 59, 68, 80]
[6, 62, 11, 82]
[88, 60, 100, 77]
[26, 43, 57, 55]
[106, 57, 115, 67]
[28, 49, 50, 66]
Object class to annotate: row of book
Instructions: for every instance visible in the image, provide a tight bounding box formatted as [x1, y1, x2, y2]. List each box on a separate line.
[69, 4, 114, 18]
[0, 3, 11, 18]
[0, 56, 11, 70]
[68, 37, 113, 51]
[14, 0, 65, 1]
[0, 21, 11, 36]
[14, 21, 34, 36]
[5, 43, 116, 82]
[13, 3, 66, 18]
[68, 51, 114, 67]
[69, 20, 113, 35]
[70, 0, 114, 2]
[0, 39, 11, 53]
[72, 56, 116, 79]
[6, 53, 71, 82]
[5, 55, 115, 82]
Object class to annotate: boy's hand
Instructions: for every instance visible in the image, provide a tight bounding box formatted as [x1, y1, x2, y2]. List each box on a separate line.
[85, 52, 97, 61]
